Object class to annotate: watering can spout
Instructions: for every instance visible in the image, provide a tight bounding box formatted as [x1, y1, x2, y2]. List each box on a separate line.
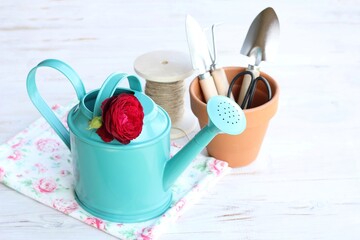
[163, 96, 246, 191]
[163, 126, 218, 191]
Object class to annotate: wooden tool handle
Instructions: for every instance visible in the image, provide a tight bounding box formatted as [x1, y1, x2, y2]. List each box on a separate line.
[237, 68, 260, 108]
[211, 68, 234, 99]
[199, 74, 218, 102]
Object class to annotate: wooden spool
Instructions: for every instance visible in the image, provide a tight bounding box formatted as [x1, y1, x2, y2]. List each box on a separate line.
[134, 50, 196, 139]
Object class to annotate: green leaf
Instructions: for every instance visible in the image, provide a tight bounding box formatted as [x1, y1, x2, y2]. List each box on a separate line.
[88, 116, 102, 130]
[22, 179, 33, 187]
[194, 162, 207, 172]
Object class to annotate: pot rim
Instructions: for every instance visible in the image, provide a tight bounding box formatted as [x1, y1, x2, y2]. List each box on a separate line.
[189, 66, 280, 126]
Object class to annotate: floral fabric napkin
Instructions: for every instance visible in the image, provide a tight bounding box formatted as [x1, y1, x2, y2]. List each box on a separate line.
[0, 104, 230, 240]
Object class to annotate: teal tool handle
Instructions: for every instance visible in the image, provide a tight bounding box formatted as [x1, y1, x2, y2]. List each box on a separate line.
[163, 124, 218, 190]
[92, 73, 143, 118]
[26, 59, 86, 149]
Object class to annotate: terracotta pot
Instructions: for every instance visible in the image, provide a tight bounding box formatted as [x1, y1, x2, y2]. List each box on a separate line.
[189, 67, 279, 167]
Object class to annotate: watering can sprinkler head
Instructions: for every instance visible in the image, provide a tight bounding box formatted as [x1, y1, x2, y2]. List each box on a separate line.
[163, 96, 246, 190]
[206, 95, 246, 135]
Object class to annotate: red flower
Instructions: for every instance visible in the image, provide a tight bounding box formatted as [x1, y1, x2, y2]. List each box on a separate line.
[96, 93, 144, 144]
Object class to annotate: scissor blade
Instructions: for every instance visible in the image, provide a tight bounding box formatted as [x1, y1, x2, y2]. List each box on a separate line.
[185, 15, 212, 73]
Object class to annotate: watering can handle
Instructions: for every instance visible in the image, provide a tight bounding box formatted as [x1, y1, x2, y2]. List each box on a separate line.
[92, 73, 142, 118]
[26, 59, 86, 149]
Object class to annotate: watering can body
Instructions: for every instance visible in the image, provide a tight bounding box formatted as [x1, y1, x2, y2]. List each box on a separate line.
[26, 59, 173, 222]
[68, 89, 173, 222]
[70, 122, 172, 222]
[26, 59, 247, 223]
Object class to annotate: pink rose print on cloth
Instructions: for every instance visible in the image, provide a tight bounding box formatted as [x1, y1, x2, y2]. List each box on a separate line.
[51, 104, 61, 110]
[174, 198, 186, 213]
[208, 159, 226, 176]
[11, 139, 24, 149]
[7, 150, 22, 161]
[84, 217, 106, 230]
[0, 167, 5, 181]
[60, 169, 71, 177]
[51, 154, 62, 161]
[140, 227, 155, 240]
[34, 163, 48, 173]
[36, 138, 60, 153]
[171, 142, 182, 149]
[34, 178, 57, 193]
[52, 199, 79, 214]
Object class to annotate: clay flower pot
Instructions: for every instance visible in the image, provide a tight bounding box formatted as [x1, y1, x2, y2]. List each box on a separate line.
[189, 67, 279, 167]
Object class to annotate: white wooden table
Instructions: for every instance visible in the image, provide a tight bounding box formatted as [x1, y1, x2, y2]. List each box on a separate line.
[1, 1, 360, 239]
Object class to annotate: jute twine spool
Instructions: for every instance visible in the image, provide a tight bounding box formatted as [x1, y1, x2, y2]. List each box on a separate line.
[134, 50, 196, 139]
[144, 80, 185, 123]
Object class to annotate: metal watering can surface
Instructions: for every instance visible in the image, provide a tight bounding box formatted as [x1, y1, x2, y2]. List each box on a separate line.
[26, 59, 247, 223]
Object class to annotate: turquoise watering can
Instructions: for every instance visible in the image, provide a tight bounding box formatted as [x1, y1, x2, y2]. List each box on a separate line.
[26, 59, 246, 223]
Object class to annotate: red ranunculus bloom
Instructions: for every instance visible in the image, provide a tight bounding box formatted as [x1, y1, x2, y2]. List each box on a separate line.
[96, 93, 144, 144]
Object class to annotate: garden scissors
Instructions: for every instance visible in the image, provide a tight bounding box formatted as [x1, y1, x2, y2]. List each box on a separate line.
[227, 70, 272, 109]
